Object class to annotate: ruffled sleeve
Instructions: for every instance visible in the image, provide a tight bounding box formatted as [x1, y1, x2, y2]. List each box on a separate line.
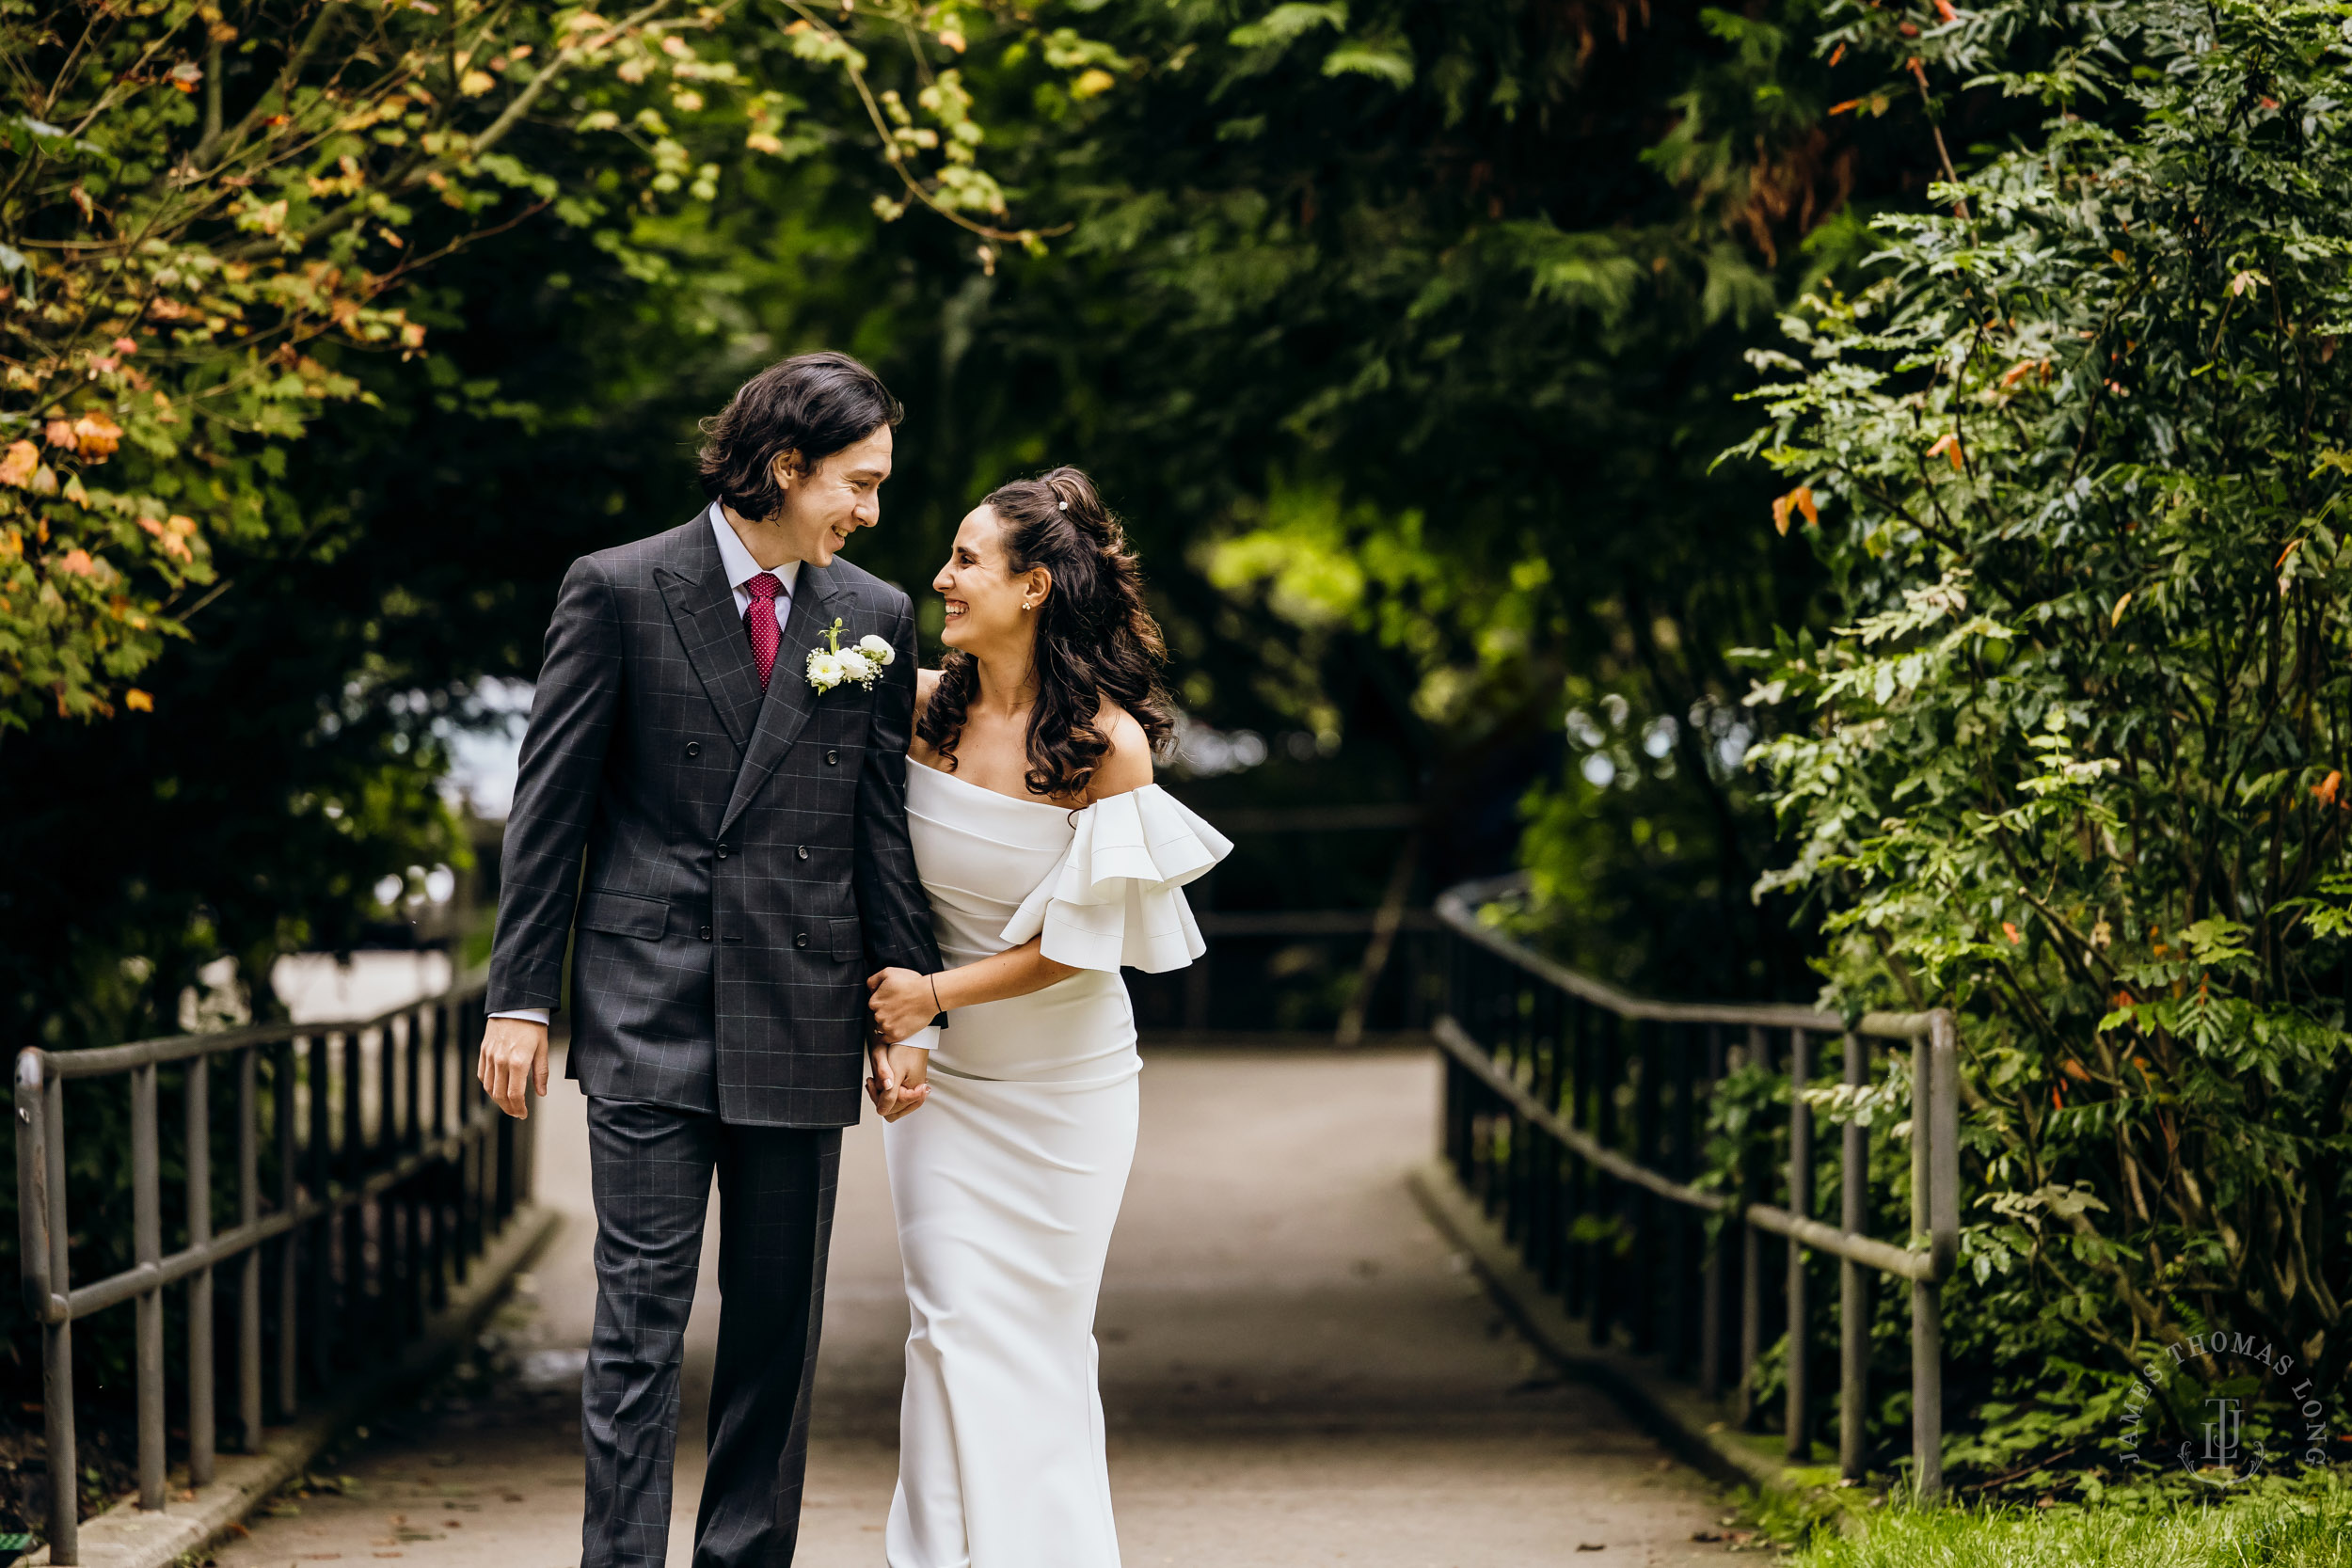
[1000, 784, 1234, 974]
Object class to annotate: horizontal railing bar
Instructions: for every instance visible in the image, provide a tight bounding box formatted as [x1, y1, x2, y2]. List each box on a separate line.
[34, 976, 487, 1080]
[1435, 885, 1936, 1038]
[1742, 1200, 1938, 1282]
[33, 1108, 504, 1324]
[1433, 1015, 1940, 1283]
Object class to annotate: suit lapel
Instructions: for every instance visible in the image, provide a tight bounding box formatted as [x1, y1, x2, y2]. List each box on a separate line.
[655, 517, 766, 752]
[720, 561, 851, 837]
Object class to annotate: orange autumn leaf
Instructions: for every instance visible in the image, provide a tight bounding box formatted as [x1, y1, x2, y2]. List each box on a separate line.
[58, 548, 96, 577]
[72, 413, 123, 461]
[1772, 486, 1820, 536]
[124, 689, 154, 712]
[0, 440, 37, 488]
[2002, 921, 2022, 944]
[1932, 0, 1958, 18]
[43, 420, 76, 450]
[1828, 98, 1862, 116]
[2060, 1059, 2091, 1084]
[2314, 770, 2342, 806]
[1927, 433, 1964, 470]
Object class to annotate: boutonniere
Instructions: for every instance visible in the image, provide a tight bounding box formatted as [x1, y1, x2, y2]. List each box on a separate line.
[805, 618, 896, 693]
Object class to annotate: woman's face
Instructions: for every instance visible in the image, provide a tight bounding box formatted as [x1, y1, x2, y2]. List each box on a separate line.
[934, 505, 1044, 656]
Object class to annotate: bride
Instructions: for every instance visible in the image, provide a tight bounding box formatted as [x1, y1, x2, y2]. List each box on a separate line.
[862, 466, 1230, 1568]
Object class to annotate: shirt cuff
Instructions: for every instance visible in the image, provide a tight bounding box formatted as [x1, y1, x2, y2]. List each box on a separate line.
[488, 1008, 550, 1026]
[899, 1024, 940, 1053]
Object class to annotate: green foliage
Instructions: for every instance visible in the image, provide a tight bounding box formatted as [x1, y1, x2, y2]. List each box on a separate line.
[1785, 1471, 2352, 1565]
[961, 0, 1899, 997]
[1736, 0, 2352, 1455]
[0, 0, 1099, 728]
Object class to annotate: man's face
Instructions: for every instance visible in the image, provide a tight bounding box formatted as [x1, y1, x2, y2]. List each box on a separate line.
[773, 422, 893, 565]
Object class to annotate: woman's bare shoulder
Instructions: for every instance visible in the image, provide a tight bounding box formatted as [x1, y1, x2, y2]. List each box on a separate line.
[1088, 702, 1153, 799]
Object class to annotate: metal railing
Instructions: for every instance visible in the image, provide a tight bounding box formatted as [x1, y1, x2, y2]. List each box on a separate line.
[13, 976, 531, 1562]
[1432, 879, 1961, 1495]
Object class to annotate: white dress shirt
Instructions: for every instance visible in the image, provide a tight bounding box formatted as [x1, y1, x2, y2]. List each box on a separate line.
[707, 499, 801, 616]
[488, 506, 797, 1030]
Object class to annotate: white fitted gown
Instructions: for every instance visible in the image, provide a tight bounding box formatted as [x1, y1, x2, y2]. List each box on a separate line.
[883, 763, 1230, 1568]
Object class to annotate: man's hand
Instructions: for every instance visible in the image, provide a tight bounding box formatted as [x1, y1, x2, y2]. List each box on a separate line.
[479, 1017, 550, 1119]
[866, 1038, 930, 1123]
[866, 966, 940, 1043]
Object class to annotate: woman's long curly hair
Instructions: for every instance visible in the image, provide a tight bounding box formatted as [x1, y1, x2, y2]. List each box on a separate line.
[918, 467, 1174, 800]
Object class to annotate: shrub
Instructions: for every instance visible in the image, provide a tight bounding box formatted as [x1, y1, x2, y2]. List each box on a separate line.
[1737, 0, 2352, 1469]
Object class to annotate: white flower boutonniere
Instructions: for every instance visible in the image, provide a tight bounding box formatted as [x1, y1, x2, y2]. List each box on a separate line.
[805, 619, 896, 693]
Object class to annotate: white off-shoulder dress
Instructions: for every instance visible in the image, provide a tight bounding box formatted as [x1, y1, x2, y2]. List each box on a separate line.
[884, 762, 1231, 1568]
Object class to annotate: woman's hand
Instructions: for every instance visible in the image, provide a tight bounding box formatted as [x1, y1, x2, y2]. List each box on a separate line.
[866, 1037, 930, 1122]
[866, 966, 940, 1043]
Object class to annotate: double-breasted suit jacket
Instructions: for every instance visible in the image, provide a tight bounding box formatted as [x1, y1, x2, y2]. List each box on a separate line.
[486, 511, 942, 1127]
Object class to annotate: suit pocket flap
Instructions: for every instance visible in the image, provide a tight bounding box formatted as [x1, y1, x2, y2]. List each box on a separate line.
[829, 917, 862, 961]
[579, 890, 669, 942]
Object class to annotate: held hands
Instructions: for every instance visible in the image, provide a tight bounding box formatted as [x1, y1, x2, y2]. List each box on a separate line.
[866, 1036, 930, 1122]
[478, 1017, 549, 1119]
[865, 966, 938, 1123]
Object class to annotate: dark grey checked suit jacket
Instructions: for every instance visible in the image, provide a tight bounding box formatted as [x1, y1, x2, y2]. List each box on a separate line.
[486, 514, 942, 1127]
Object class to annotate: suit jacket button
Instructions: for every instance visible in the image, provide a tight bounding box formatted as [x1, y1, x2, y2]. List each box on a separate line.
[698, 925, 713, 942]
[797, 845, 810, 861]
[794, 931, 810, 949]
[825, 749, 839, 766]
[685, 742, 702, 758]
[715, 844, 730, 860]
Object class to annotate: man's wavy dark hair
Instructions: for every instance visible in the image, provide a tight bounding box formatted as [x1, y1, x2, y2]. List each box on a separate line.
[918, 467, 1174, 800]
[696, 351, 905, 520]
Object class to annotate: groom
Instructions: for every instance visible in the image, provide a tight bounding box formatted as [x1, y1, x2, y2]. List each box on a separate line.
[479, 351, 942, 1568]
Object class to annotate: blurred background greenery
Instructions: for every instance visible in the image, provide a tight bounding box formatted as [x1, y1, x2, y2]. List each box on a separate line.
[6, 0, 1971, 1056]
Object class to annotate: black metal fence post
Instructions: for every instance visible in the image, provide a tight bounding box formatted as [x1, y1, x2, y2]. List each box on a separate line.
[1786, 1029, 1811, 1461]
[132, 1061, 165, 1511]
[1839, 1032, 1869, 1481]
[185, 1053, 216, 1487]
[238, 1044, 263, 1452]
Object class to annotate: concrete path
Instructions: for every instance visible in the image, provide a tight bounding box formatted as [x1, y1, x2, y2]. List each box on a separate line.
[213, 1051, 1728, 1568]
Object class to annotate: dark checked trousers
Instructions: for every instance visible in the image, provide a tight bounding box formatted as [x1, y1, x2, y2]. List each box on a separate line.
[581, 1097, 841, 1568]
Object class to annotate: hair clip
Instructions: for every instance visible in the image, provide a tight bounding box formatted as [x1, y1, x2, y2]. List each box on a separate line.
[1057, 500, 1069, 511]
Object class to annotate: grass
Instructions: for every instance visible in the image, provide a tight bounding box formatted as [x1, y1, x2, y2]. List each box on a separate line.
[1786, 1479, 2352, 1566]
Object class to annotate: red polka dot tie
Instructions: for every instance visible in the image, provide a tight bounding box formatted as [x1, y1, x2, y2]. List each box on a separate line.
[744, 572, 784, 689]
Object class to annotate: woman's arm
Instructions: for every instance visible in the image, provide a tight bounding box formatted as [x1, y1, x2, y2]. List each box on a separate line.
[866, 703, 1152, 1043]
[867, 937, 1076, 1041]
